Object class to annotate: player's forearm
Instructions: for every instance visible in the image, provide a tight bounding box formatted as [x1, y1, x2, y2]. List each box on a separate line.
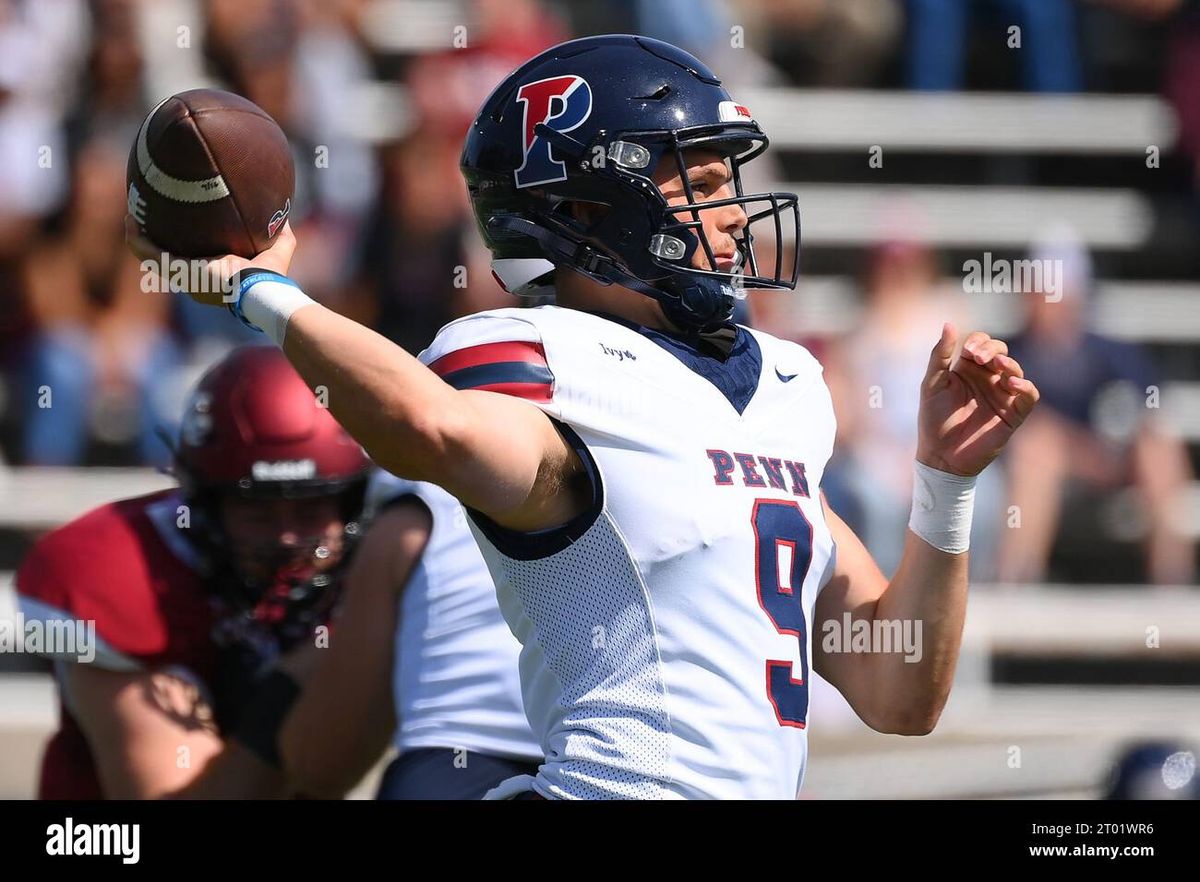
[280, 669, 395, 798]
[818, 462, 974, 736]
[851, 458, 977, 732]
[278, 589, 399, 797]
[280, 303, 467, 485]
[281, 701, 392, 799]
[267, 304, 548, 519]
[862, 532, 969, 734]
[67, 666, 229, 798]
[231, 275, 573, 526]
[280, 502, 426, 797]
[167, 745, 289, 799]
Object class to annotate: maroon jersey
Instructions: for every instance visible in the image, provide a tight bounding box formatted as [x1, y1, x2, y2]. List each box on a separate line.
[16, 490, 217, 799]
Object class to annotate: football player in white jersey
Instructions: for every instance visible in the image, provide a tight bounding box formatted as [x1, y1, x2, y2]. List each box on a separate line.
[130, 35, 1039, 799]
[276, 469, 542, 799]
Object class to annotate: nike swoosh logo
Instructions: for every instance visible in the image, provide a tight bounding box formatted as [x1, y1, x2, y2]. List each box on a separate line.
[776, 367, 798, 383]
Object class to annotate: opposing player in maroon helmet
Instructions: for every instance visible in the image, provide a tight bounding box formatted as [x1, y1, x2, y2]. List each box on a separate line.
[16, 346, 370, 798]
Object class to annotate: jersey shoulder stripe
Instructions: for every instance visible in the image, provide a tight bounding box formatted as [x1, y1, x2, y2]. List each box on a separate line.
[421, 310, 562, 410]
[420, 309, 545, 361]
[428, 340, 553, 402]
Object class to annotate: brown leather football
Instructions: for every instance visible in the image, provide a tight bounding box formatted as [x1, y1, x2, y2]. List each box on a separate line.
[126, 89, 295, 258]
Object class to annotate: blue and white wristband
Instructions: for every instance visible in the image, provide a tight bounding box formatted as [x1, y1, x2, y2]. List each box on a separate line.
[227, 269, 315, 346]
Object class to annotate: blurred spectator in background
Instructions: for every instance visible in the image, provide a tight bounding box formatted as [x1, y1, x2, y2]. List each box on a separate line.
[999, 228, 1196, 585]
[906, 0, 1083, 91]
[19, 133, 181, 466]
[354, 130, 493, 354]
[64, 0, 146, 151]
[10, 1, 186, 467]
[822, 234, 1003, 579]
[0, 0, 89, 450]
[745, 0, 902, 87]
[407, 0, 568, 129]
[351, 0, 565, 353]
[1, 0, 571, 463]
[202, 0, 378, 314]
[1162, 1, 1200, 206]
[593, 0, 831, 91]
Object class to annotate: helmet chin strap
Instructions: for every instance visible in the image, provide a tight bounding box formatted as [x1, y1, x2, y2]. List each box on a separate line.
[648, 274, 735, 333]
[488, 215, 736, 333]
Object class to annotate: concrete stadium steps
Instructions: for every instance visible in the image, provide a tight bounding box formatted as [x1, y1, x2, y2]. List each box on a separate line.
[785, 183, 1152, 249]
[808, 684, 1200, 799]
[965, 585, 1200, 656]
[0, 467, 175, 531]
[781, 277, 1200, 343]
[742, 89, 1177, 155]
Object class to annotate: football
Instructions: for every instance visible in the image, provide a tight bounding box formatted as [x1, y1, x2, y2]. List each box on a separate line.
[126, 88, 294, 259]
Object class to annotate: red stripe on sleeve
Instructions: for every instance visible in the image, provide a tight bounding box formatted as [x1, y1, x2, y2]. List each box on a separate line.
[428, 341, 547, 378]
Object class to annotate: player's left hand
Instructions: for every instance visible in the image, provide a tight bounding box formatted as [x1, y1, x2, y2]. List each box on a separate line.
[916, 324, 1040, 477]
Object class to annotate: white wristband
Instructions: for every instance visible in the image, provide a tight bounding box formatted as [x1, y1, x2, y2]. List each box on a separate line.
[240, 277, 315, 346]
[909, 460, 976, 554]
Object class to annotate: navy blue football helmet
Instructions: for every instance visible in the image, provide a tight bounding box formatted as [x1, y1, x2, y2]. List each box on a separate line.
[461, 35, 800, 332]
[1105, 741, 1198, 800]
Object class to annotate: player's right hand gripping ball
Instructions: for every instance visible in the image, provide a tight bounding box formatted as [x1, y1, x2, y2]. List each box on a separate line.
[127, 88, 295, 259]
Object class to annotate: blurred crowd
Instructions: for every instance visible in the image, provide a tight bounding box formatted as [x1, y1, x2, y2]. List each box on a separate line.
[0, 0, 1195, 584]
[0, 0, 564, 468]
[805, 229, 1196, 586]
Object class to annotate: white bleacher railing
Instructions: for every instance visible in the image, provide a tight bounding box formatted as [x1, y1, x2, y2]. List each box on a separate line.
[783, 277, 1200, 344]
[785, 184, 1153, 249]
[741, 88, 1178, 155]
[0, 468, 174, 530]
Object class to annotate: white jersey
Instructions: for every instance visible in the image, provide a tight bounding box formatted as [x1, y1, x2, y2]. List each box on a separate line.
[420, 306, 837, 799]
[364, 470, 540, 761]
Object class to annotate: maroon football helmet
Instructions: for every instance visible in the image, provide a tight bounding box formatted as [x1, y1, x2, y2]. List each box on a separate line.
[176, 345, 369, 499]
[173, 346, 371, 644]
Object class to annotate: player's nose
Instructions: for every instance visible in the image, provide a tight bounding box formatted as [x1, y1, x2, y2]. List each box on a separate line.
[714, 186, 747, 235]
